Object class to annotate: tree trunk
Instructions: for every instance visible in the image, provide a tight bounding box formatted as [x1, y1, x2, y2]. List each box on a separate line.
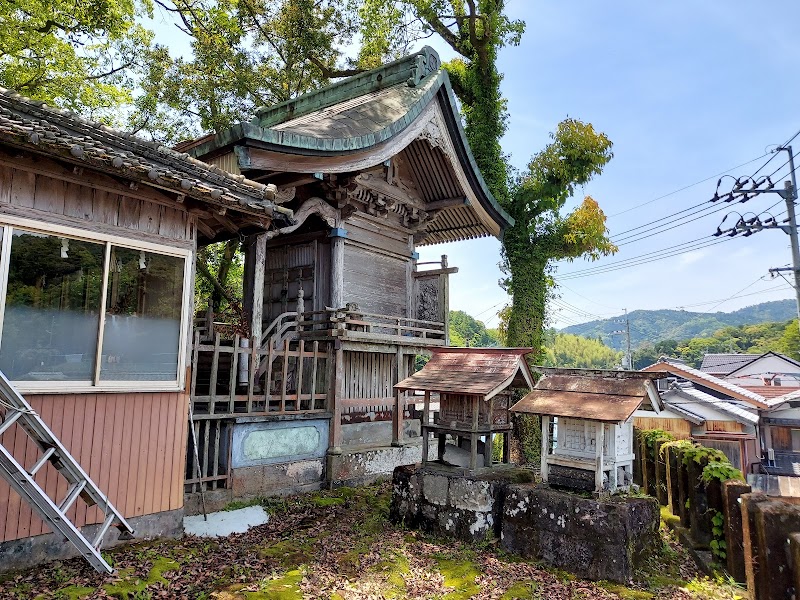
[504, 252, 548, 354]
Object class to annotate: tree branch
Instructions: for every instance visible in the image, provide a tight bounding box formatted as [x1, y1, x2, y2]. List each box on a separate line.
[197, 247, 238, 307]
[307, 55, 364, 79]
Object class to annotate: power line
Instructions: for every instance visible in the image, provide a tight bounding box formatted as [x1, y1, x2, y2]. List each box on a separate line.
[607, 130, 800, 246]
[607, 153, 769, 218]
[555, 280, 621, 311]
[703, 275, 771, 313]
[613, 201, 735, 245]
[559, 235, 734, 279]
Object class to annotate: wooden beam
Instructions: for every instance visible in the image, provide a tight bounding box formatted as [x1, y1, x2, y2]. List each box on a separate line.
[250, 233, 267, 339]
[195, 218, 215, 240]
[595, 421, 605, 492]
[212, 211, 239, 234]
[426, 197, 466, 211]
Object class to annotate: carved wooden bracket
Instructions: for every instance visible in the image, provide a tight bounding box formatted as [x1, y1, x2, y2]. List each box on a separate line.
[264, 196, 339, 239]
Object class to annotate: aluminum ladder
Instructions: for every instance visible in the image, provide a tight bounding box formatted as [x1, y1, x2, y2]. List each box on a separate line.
[0, 370, 134, 573]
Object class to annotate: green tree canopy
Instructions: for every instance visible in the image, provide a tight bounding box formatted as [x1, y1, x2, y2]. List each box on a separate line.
[0, 0, 158, 120]
[448, 310, 500, 347]
[541, 332, 622, 370]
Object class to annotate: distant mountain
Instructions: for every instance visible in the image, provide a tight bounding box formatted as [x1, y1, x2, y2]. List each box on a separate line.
[561, 299, 796, 350]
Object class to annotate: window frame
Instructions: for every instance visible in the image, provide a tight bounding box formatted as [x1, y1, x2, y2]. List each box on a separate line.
[0, 215, 193, 393]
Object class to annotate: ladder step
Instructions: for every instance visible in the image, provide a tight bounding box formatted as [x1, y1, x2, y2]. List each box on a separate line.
[29, 447, 55, 477]
[59, 480, 86, 513]
[92, 514, 115, 548]
[0, 410, 22, 436]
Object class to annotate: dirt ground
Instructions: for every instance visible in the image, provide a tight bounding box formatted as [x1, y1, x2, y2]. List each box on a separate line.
[0, 482, 747, 599]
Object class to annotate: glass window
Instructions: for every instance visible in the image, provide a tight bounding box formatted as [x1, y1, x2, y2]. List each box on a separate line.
[0, 230, 104, 381]
[99, 246, 185, 381]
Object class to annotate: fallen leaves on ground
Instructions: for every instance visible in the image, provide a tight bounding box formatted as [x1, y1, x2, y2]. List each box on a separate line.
[0, 482, 745, 599]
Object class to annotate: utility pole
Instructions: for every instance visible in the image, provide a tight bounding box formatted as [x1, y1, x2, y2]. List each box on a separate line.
[625, 308, 632, 369]
[782, 146, 800, 335]
[611, 309, 633, 369]
[712, 145, 800, 335]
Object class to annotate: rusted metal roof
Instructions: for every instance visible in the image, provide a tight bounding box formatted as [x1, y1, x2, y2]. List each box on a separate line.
[394, 347, 535, 398]
[511, 374, 650, 423]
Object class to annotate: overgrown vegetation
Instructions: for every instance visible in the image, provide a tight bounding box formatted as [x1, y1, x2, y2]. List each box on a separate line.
[0, 482, 744, 599]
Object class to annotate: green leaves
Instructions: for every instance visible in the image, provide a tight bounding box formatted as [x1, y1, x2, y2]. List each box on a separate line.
[0, 0, 151, 119]
[540, 332, 622, 369]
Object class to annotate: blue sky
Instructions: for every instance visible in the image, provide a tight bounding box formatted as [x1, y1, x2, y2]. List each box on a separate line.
[417, 0, 800, 330]
[147, 1, 800, 330]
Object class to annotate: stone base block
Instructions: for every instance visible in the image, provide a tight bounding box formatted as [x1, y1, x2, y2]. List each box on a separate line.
[500, 485, 659, 583]
[0, 508, 183, 574]
[328, 442, 433, 488]
[231, 458, 325, 498]
[547, 465, 596, 492]
[390, 464, 535, 542]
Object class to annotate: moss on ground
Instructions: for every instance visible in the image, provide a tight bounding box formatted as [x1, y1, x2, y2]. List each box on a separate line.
[310, 496, 345, 507]
[258, 539, 314, 569]
[500, 580, 541, 599]
[371, 549, 410, 598]
[35, 585, 95, 600]
[598, 581, 654, 599]
[434, 556, 481, 599]
[102, 557, 179, 599]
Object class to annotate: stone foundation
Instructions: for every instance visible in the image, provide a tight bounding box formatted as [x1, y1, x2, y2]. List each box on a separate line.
[328, 442, 434, 488]
[501, 485, 659, 583]
[390, 464, 534, 540]
[0, 508, 183, 574]
[390, 465, 660, 583]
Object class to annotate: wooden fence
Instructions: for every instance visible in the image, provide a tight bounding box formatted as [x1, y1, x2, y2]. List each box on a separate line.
[634, 428, 800, 599]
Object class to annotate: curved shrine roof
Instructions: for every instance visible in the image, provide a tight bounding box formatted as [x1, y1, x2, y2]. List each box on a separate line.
[183, 47, 513, 245]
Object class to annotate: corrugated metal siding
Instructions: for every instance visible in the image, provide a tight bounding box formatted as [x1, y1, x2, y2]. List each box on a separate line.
[706, 420, 744, 433]
[633, 417, 692, 439]
[0, 392, 188, 543]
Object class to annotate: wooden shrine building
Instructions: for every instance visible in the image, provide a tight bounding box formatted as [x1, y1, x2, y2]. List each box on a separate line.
[180, 46, 515, 505]
[394, 348, 535, 471]
[512, 370, 663, 493]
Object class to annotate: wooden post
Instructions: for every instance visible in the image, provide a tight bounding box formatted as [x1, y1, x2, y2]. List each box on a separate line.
[329, 227, 346, 309]
[595, 421, 605, 493]
[541, 416, 550, 483]
[421, 390, 431, 463]
[250, 233, 267, 340]
[440, 254, 450, 345]
[608, 425, 618, 491]
[392, 348, 404, 447]
[328, 345, 344, 454]
[470, 394, 480, 470]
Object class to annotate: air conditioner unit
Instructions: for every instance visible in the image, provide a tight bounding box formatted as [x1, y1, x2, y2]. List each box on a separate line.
[767, 448, 775, 465]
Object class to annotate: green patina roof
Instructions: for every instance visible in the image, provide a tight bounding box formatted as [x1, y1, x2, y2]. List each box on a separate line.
[188, 47, 513, 231]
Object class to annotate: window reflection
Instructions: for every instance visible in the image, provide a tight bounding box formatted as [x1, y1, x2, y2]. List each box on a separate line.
[100, 247, 184, 381]
[0, 230, 104, 381]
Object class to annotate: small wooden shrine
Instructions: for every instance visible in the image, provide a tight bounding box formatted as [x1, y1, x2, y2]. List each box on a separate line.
[511, 369, 663, 493]
[395, 348, 534, 471]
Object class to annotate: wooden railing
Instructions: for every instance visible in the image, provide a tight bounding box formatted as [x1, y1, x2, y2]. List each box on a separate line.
[190, 330, 329, 418]
[296, 308, 447, 345]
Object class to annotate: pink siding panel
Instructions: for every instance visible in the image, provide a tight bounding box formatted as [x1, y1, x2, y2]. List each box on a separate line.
[0, 392, 188, 543]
